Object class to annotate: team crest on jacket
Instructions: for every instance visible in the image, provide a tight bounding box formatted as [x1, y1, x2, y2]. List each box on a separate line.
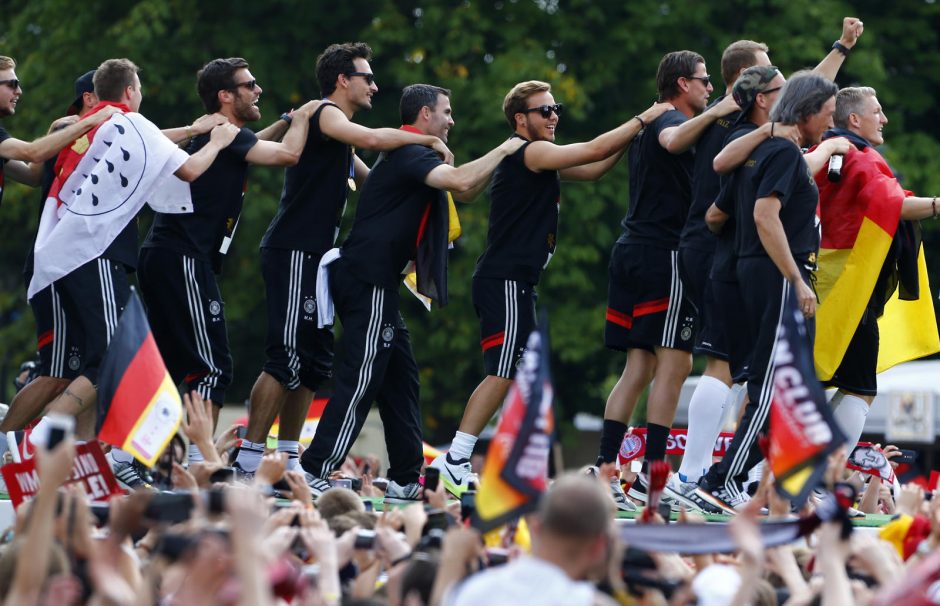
[381, 326, 394, 343]
[303, 298, 316, 314]
[209, 300, 221, 316]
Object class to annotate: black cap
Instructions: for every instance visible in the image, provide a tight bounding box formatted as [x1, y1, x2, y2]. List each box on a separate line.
[67, 70, 96, 115]
[732, 65, 781, 124]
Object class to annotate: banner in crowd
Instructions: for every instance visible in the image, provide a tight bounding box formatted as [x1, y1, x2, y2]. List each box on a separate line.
[96, 291, 183, 467]
[617, 428, 735, 465]
[474, 319, 554, 532]
[768, 291, 845, 506]
[1, 441, 122, 508]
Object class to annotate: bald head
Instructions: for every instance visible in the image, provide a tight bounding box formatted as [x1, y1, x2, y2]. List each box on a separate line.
[537, 474, 614, 540]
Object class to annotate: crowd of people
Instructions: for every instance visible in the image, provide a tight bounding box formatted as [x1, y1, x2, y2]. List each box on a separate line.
[1, 10, 939, 606]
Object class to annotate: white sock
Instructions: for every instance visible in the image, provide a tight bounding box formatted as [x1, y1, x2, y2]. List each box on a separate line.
[188, 444, 204, 465]
[678, 376, 730, 483]
[448, 431, 478, 461]
[278, 440, 300, 471]
[234, 439, 265, 472]
[28, 416, 52, 447]
[833, 393, 869, 452]
[110, 447, 133, 464]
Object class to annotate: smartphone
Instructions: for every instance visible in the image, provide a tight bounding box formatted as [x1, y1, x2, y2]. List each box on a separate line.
[895, 449, 919, 464]
[329, 479, 352, 490]
[289, 514, 309, 560]
[354, 529, 376, 550]
[156, 533, 197, 561]
[209, 467, 236, 484]
[486, 548, 509, 566]
[363, 500, 374, 513]
[362, 463, 371, 476]
[236, 426, 247, 440]
[45, 414, 75, 450]
[460, 491, 476, 523]
[425, 467, 440, 494]
[205, 488, 226, 515]
[144, 492, 195, 523]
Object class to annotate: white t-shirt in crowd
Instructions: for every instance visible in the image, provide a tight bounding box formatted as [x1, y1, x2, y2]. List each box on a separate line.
[447, 556, 595, 606]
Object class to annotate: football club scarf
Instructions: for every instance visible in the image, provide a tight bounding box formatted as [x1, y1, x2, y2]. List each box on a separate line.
[29, 104, 193, 299]
[96, 290, 182, 467]
[813, 130, 939, 379]
[474, 318, 554, 532]
[768, 289, 845, 506]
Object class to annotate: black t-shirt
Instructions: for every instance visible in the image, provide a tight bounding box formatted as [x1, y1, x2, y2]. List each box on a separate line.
[473, 139, 561, 285]
[143, 127, 257, 273]
[0, 125, 10, 208]
[261, 103, 351, 257]
[680, 97, 741, 252]
[731, 137, 819, 262]
[22, 157, 57, 280]
[618, 109, 694, 249]
[340, 144, 443, 289]
[711, 123, 756, 281]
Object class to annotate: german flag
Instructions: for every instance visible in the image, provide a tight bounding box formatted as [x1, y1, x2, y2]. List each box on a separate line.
[96, 290, 182, 467]
[814, 143, 939, 380]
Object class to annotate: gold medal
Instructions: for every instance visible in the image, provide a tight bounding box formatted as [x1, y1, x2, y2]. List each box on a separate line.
[347, 177, 357, 191]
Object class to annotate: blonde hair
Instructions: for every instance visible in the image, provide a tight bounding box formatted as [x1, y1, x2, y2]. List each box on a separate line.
[0, 56, 16, 72]
[834, 86, 877, 129]
[503, 80, 551, 129]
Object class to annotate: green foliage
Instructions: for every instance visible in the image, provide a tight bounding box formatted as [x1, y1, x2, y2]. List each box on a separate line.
[1, 0, 939, 440]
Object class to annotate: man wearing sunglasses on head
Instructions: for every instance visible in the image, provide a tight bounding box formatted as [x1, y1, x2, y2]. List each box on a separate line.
[237, 43, 454, 478]
[136, 58, 321, 476]
[0, 56, 122, 208]
[430, 79, 673, 498]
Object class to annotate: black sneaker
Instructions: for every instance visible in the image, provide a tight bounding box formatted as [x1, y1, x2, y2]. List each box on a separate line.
[692, 482, 749, 515]
[627, 473, 649, 504]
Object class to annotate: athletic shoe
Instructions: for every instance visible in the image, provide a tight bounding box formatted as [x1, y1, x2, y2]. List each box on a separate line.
[384, 480, 423, 505]
[663, 473, 705, 511]
[692, 482, 750, 515]
[627, 473, 649, 504]
[108, 453, 152, 490]
[587, 466, 638, 512]
[429, 453, 477, 498]
[303, 472, 331, 499]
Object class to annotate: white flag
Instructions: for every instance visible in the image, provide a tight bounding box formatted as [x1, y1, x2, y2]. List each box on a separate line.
[29, 113, 192, 299]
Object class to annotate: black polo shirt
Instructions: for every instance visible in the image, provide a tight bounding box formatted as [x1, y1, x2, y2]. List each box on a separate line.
[261, 103, 351, 257]
[731, 137, 819, 262]
[143, 126, 257, 273]
[618, 109, 693, 249]
[340, 144, 444, 289]
[680, 97, 740, 253]
[473, 138, 560, 285]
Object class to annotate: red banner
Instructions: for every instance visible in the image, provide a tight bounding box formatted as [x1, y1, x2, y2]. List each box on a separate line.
[1, 442, 123, 508]
[617, 428, 736, 465]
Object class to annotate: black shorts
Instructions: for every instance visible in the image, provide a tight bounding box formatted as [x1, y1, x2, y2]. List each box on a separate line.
[28, 280, 84, 380]
[605, 243, 696, 353]
[824, 309, 878, 396]
[471, 277, 537, 379]
[138, 247, 232, 405]
[261, 248, 334, 392]
[54, 258, 130, 385]
[696, 278, 751, 383]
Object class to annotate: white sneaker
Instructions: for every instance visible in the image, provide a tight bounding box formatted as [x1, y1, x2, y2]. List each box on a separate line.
[663, 474, 703, 511]
[429, 453, 477, 497]
[384, 480, 423, 505]
[107, 452, 152, 490]
[588, 467, 638, 512]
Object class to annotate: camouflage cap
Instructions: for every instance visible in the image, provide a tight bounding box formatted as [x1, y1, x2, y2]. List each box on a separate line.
[732, 65, 781, 119]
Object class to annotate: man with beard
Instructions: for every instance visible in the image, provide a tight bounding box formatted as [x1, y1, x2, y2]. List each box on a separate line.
[236, 43, 453, 476]
[430, 80, 673, 499]
[597, 50, 713, 509]
[693, 71, 841, 513]
[137, 57, 319, 472]
[300, 84, 523, 503]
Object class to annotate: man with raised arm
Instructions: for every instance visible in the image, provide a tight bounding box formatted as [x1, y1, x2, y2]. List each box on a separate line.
[135, 57, 321, 482]
[236, 43, 452, 476]
[429, 79, 672, 500]
[300, 84, 522, 504]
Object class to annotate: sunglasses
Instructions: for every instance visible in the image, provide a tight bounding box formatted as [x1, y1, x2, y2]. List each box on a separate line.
[347, 72, 375, 86]
[686, 75, 711, 87]
[0, 79, 21, 90]
[231, 79, 258, 91]
[523, 103, 563, 119]
[760, 86, 783, 96]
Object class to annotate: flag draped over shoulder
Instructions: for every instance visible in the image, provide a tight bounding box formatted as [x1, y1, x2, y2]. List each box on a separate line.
[814, 139, 939, 380]
[29, 107, 192, 299]
[769, 290, 845, 506]
[474, 319, 554, 533]
[96, 291, 182, 467]
[404, 191, 461, 310]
